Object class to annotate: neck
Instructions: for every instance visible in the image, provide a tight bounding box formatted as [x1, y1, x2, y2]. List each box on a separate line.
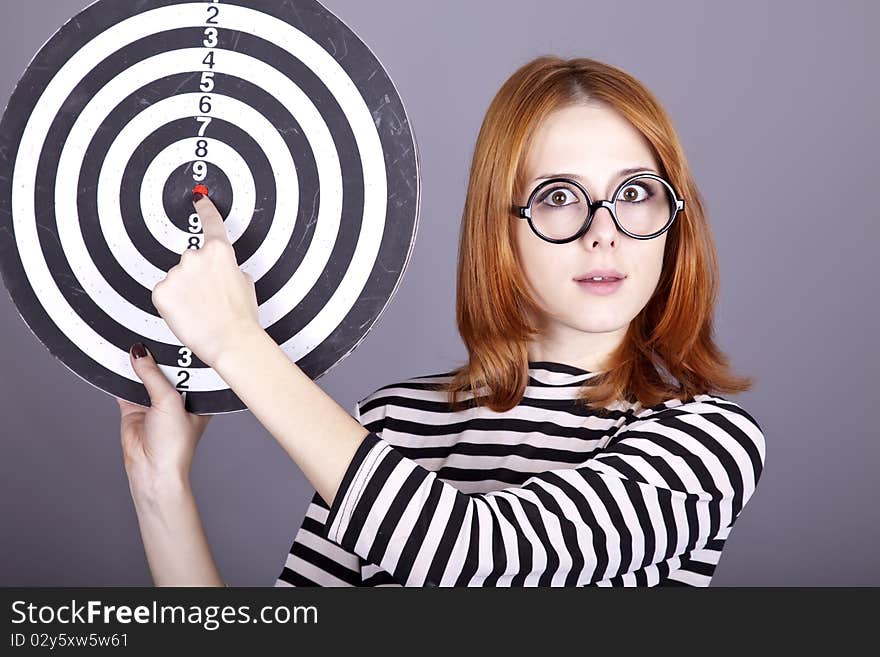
[526, 319, 628, 372]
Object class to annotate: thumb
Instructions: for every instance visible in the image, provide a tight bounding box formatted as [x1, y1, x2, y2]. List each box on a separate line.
[129, 343, 181, 409]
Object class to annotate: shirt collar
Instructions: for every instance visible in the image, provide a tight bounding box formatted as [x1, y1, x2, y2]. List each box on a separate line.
[527, 360, 602, 386]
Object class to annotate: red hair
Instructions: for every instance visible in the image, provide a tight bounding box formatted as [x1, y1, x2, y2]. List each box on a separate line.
[442, 55, 754, 412]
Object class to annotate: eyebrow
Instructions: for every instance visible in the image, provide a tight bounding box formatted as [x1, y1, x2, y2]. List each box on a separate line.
[530, 166, 658, 184]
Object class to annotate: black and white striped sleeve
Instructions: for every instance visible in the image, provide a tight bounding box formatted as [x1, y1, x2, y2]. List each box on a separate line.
[275, 403, 366, 587]
[275, 490, 363, 586]
[319, 398, 766, 586]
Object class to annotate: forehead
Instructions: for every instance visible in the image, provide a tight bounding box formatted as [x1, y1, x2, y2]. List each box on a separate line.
[524, 104, 659, 182]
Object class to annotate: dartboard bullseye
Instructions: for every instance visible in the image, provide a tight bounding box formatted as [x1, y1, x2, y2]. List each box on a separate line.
[0, 0, 420, 414]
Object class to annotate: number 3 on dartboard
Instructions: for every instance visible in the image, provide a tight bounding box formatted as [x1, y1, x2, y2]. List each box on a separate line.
[203, 28, 218, 48]
[176, 347, 192, 391]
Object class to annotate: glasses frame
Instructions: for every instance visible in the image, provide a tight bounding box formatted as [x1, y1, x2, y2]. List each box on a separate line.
[513, 172, 686, 243]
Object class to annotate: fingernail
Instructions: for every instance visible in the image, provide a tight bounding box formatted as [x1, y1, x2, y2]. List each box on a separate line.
[193, 192, 204, 203]
[131, 343, 147, 359]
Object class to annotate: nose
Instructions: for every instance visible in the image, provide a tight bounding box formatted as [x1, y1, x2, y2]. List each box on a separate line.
[581, 201, 618, 246]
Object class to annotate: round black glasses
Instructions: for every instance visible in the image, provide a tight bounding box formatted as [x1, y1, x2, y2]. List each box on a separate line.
[512, 172, 685, 243]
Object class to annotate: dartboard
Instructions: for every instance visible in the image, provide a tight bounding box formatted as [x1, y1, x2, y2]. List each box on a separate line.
[0, 0, 420, 414]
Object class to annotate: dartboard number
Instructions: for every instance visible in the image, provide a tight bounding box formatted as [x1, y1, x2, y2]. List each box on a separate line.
[187, 211, 203, 250]
[193, 96, 214, 182]
[188, 3, 219, 247]
[200, 71, 214, 92]
[203, 27, 219, 48]
[176, 347, 193, 392]
[195, 116, 211, 137]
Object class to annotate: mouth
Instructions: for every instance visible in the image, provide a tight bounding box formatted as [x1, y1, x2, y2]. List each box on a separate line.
[573, 276, 625, 295]
[573, 269, 626, 282]
[574, 276, 624, 282]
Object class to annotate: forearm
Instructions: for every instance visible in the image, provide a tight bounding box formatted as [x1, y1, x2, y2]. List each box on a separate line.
[128, 474, 226, 587]
[212, 328, 369, 509]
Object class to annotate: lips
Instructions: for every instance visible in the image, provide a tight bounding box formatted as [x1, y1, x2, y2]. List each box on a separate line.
[574, 269, 626, 282]
[575, 276, 625, 296]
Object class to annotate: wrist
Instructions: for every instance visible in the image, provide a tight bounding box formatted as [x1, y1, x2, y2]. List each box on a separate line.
[127, 468, 191, 510]
[212, 324, 272, 377]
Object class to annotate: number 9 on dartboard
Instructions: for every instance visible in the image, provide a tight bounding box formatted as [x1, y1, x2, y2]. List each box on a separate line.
[0, 0, 421, 415]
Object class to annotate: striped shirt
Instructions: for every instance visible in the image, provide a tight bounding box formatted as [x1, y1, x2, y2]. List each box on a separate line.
[275, 361, 766, 587]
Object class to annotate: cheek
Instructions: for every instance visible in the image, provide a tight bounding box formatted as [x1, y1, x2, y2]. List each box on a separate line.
[629, 239, 667, 303]
[514, 225, 558, 294]
[646, 237, 667, 284]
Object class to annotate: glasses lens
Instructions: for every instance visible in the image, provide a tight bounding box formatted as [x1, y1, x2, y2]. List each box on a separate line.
[614, 175, 675, 237]
[529, 181, 590, 240]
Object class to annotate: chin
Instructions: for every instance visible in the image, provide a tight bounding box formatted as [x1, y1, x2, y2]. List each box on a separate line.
[571, 319, 625, 334]
[553, 312, 626, 334]
[571, 302, 625, 325]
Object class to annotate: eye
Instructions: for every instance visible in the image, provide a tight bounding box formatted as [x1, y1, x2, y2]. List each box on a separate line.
[617, 183, 651, 203]
[537, 186, 579, 208]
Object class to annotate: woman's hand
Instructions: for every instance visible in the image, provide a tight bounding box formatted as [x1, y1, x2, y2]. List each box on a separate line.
[151, 193, 262, 368]
[117, 343, 212, 493]
[117, 344, 226, 587]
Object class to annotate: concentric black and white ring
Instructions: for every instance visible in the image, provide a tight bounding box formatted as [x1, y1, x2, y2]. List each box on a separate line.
[0, 0, 420, 414]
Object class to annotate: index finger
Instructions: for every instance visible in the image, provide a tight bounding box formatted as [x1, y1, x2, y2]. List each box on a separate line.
[192, 190, 230, 246]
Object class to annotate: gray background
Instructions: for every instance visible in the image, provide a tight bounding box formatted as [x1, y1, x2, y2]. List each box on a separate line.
[1, 0, 877, 586]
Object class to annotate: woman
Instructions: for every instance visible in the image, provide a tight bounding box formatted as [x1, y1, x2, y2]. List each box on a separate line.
[118, 55, 766, 587]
